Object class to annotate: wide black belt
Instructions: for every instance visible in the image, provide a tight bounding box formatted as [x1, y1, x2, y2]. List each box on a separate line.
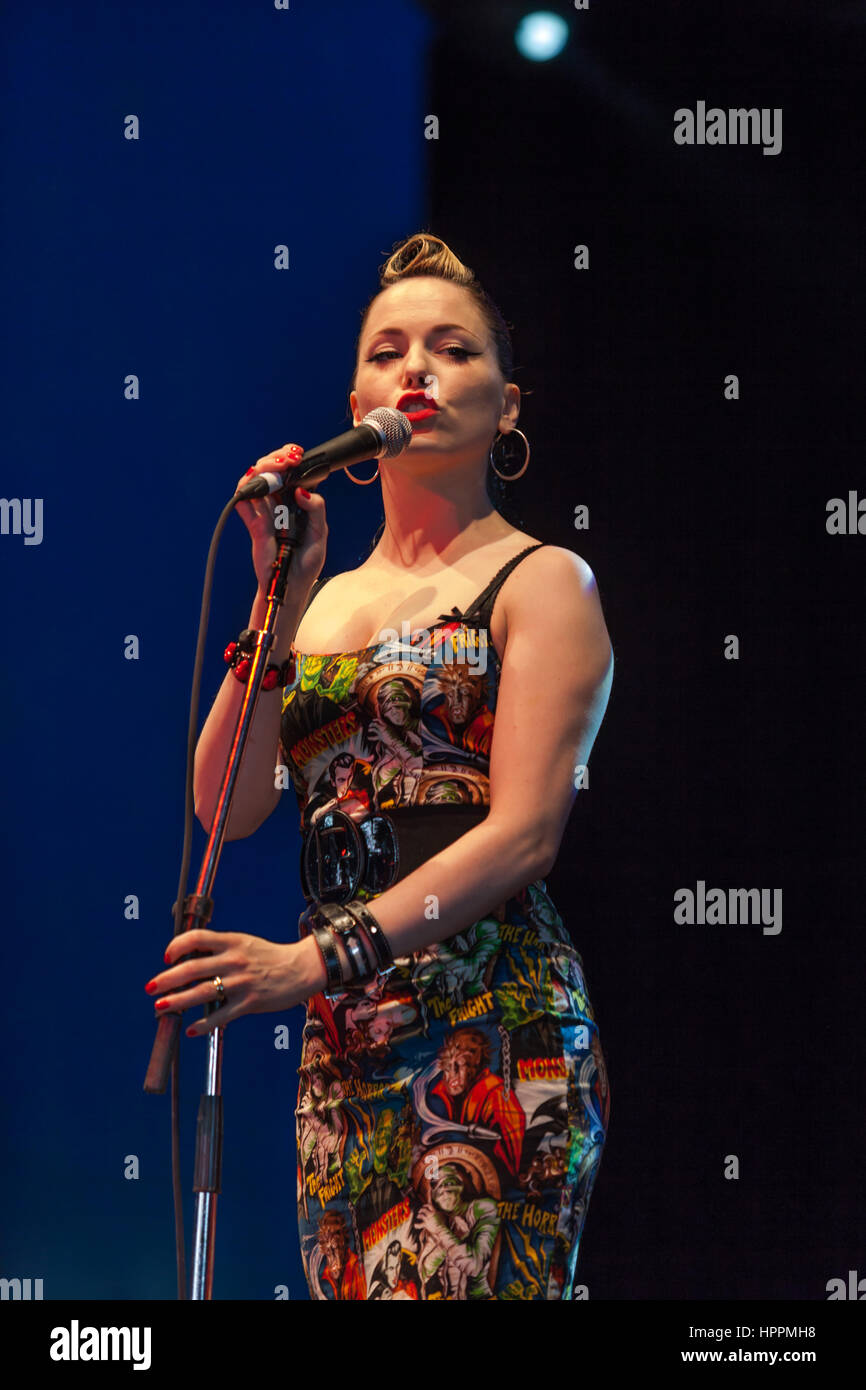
[299, 804, 489, 906]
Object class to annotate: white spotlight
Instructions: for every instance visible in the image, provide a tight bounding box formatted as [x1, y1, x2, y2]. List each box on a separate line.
[515, 11, 570, 62]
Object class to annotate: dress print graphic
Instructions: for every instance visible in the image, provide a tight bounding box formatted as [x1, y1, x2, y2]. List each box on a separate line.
[280, 547, 611, 1300]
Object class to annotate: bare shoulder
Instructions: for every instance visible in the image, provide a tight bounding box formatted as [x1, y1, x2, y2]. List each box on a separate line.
[503, 543, 604, 609]
[501, 544, 612, 658]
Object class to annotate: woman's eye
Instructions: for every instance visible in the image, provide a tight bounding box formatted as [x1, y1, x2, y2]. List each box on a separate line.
[367, 346, 474, 363]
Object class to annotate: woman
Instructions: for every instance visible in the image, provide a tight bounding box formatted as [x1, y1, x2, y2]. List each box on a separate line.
[145, 232, 614, 1300]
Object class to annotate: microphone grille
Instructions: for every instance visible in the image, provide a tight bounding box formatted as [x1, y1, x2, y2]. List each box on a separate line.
[363, 406, 414, 459]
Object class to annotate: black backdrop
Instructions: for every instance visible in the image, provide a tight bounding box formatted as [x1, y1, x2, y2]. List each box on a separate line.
[420, 0, 865, 1299]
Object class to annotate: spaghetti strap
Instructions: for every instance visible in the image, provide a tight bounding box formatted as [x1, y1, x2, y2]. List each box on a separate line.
[300, 573, 333, 617]
[437, 542, 546, 628]
[302, 542, 545, 630]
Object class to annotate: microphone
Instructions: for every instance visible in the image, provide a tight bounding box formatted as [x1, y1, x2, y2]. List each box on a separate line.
[235, 407, 413, 500]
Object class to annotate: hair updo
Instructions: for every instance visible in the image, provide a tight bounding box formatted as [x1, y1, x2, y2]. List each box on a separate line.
[352, 231, 528, 556]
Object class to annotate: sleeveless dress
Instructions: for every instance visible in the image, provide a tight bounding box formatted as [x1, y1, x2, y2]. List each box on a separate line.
[279, 543, 611, 1301]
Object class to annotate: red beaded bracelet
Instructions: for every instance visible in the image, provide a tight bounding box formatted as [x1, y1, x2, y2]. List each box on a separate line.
[224, 632, 296, 690]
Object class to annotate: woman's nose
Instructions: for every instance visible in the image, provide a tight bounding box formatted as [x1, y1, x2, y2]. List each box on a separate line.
[402, 354, 433, 386]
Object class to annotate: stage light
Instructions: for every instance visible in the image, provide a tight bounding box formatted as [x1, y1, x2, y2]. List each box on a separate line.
[515, 11, 570, 62]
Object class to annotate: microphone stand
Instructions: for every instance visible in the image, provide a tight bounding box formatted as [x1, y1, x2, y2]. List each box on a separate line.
[143, 497, 308, 1300]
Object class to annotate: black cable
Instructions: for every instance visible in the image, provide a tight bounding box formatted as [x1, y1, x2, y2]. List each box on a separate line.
[157, 495, 240, 1299]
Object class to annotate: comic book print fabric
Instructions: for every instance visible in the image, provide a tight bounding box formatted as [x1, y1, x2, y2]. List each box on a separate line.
[280, 555, 610, 1299]
[280, 621, 500, 823]
[294, 882, 610, 1300]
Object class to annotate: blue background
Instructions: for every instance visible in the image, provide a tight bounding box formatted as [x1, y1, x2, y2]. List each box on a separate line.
[1, 0, 430, 1299]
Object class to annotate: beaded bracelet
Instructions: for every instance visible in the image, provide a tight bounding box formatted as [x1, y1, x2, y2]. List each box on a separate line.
[224, 629, 296, 691]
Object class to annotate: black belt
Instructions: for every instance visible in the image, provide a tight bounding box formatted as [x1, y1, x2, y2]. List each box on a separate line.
[299, 804, 489, 905]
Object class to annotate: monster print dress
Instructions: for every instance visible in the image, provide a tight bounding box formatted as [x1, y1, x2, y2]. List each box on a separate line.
[279, 543, 611, 1301]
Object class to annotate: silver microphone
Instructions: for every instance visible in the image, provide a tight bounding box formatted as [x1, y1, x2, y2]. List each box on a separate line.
[236, 407, 413, 499]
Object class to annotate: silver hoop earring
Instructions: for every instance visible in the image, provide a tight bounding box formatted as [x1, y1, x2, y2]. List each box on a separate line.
[489, 428, 530, 481]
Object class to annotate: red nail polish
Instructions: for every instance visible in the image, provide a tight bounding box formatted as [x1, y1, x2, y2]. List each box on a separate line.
[145, 980, 158, 994]
[298, 488, 311, 499]
[244, 467, 255, 476]
[155, 999, 172, 1012]
[186, 1026, 197, 1038]
[164, 950, 171, 963]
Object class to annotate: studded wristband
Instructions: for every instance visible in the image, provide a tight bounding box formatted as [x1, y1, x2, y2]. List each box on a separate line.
[310, 921, 342, 995]
[313, 902, 376, 987]
[344, 900, 395, 976]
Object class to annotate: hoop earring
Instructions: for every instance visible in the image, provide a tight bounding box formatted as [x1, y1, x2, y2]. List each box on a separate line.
[344, 461, 381, 485]
[489, 428, 530, 481]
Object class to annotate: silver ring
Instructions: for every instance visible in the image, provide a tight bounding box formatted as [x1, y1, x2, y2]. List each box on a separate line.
[212, 975, 226, 1003]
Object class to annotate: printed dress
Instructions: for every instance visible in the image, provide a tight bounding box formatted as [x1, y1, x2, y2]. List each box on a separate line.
[279, 543, 611, 1300]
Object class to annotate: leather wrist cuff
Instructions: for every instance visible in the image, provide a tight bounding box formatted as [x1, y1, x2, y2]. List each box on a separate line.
[313, 902, 375, 989]
[310, 921, 342, 994]
[347, 901, 395, 974]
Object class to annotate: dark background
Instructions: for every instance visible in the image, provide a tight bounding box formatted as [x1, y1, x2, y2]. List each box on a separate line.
[417, 1, 866, 1300]
[1, 0, 862, 1300]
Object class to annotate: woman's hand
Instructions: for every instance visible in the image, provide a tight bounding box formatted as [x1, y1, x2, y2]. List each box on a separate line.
[234, 443, 329, 598]
[145, 929, 326, 1036]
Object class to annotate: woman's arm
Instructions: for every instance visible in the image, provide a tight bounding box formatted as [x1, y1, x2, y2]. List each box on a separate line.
[193, 583, 311, 839]
[152, 547, 614, 1029]
[351, 545, 614, 960]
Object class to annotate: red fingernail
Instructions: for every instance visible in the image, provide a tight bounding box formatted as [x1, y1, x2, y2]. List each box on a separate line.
[288, 445, 303, 456]
[298, 488, 311, 499]
[155, 999, 172, 1012]
[244, 467, 255, 477]
[164, 950, 171, 963]
[145, 980, 158, 994]
[186, 1026, 197, 1038]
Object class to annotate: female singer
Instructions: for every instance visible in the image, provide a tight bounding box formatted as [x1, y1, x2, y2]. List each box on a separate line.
[145, 232, 614, 1300]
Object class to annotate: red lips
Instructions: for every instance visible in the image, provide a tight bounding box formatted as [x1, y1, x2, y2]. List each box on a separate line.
[396, 391, 438, 411]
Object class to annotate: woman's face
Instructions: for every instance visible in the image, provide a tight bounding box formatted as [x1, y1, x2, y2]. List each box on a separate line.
[349, 277, 519, 471]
